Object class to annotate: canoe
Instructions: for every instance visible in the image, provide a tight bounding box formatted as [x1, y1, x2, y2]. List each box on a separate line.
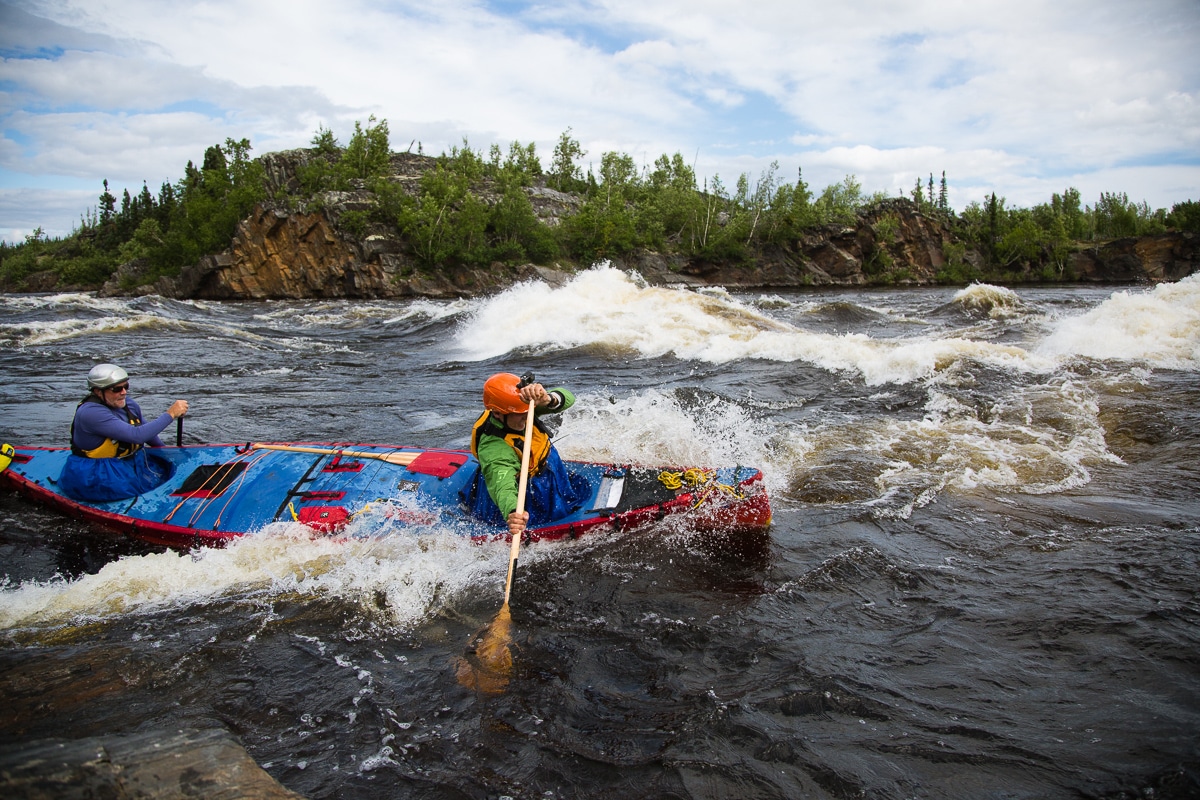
[0, 442, 772, 553]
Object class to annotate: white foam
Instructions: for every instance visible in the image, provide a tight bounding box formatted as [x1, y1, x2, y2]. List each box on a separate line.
[251, 298, 470, 329]
[797, 378, 1120, 519]
[502, 381, 1077, 519]
[0, 292, 134, 313]
[0, 520, 553, 633]
[1038, 274, 1200, 369]
[2, 314, 167, 347]
[453, 266, 1050, 385]
[555, 388, 807, 496]
[952, 283, 1026, 317]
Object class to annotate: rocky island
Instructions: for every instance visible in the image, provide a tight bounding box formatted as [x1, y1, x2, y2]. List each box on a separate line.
[5, 125, 1199, 300]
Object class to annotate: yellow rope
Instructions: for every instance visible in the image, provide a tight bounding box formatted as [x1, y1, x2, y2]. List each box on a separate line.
[658, 467, 709, 490]
[657, 468, 744, 508]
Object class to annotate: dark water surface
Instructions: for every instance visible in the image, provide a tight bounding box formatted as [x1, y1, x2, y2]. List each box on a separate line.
[2, 268, 1198, 798]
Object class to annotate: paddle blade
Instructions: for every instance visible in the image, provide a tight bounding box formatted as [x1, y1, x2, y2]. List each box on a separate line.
[456, 604, 514, 695]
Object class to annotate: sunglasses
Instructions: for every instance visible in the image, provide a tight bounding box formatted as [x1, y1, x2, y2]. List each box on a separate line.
[106, 383, 130, 393]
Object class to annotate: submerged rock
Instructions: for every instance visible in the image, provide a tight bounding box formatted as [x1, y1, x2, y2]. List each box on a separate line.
[0, 727, 303, 799]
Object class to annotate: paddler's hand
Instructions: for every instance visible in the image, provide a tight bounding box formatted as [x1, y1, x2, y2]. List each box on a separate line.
[506, 510, 529, 539]
[168, 400, 189, 419]
[518, 383, 553, 408]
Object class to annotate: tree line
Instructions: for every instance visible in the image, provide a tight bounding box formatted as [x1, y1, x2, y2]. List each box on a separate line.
[2, 118, 1198, 291]
[1, 138, 265, 288]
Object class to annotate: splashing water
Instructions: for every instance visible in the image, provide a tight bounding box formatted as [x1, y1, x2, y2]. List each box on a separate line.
[0, 520, 540, 633]
[453, 266, 1053, 385]
[1038, 273, 1200, 368]
[952, 282, 1026, 317]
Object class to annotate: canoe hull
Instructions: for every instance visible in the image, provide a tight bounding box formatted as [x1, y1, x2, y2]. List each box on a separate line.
[0, 443, 772, 553]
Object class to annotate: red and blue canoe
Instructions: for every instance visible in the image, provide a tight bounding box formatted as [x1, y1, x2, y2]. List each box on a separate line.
[0, 442, 771, 553]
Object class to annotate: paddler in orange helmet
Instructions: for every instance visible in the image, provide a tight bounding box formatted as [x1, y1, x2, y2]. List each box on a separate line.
[470, 372, 585, 539]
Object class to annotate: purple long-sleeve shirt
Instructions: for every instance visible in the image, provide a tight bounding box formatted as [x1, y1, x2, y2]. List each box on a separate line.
[71, 398, 172, 451]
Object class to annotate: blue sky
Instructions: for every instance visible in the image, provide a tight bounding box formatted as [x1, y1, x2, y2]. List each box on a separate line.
[2, 0, 1198, 243]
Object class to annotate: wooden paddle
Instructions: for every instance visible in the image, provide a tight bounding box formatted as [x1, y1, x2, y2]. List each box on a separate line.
[503, 398, 537, 606]
[250, 443, 419, 466]
[457, 395, 537, 694]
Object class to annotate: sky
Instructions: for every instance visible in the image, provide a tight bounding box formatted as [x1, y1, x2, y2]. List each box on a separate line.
[1, 0, 1199, 244]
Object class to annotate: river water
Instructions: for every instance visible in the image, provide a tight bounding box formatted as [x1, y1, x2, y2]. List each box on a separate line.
[1, 266, 1198, 799]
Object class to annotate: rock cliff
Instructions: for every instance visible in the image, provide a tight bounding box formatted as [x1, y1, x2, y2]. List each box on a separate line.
[1069, 233, 1200, 283]
[110, 150, 1198, 300]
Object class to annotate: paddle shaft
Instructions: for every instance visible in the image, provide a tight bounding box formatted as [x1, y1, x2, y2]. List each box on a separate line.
[176, 417, 183, 447]
[502, 401, 537, 605]
[250, 443, 419, 466]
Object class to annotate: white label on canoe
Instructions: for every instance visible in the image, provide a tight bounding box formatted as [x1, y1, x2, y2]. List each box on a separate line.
[590, 475, 625, 511]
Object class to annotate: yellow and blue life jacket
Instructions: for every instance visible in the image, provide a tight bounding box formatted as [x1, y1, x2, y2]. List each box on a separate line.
[70, 395, 143, 459]
[470, 410, 552, 475]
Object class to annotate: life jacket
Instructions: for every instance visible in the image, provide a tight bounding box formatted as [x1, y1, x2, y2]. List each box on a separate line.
[470, 411, 551, 475]
[70, 394, 143, 459]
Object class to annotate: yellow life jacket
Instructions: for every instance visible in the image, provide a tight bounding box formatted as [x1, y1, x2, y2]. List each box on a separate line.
[71, 396, 143, 459]
[470, 410, 551, 476]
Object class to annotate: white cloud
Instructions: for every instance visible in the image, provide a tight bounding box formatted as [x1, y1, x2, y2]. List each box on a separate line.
[0, 187, 94, 240]
[1, 0, 1198, 242]
[5, 110, 236, 180]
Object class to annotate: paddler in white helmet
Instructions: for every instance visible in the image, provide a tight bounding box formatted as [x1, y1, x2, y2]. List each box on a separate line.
[57, 363, 189, 502]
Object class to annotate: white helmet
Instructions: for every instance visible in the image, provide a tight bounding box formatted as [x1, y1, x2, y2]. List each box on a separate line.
[87, 363, 129, 390]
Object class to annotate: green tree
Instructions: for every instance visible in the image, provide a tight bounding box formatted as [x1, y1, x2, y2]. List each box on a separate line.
[1167, 200, 1200, 233]
[117, 218, 164, 266]
[996, 210, 1043, 268]
[693, 174, 729, 254]
[297, 125, 343, 196]
[1051, 187, 1089, 239]
[761, 167, 818, 245]
[1092, 192, 1139, 238]
[643, 152, 703, 250]
[311, 124, 340, 157]
[394, 163, 489, 267]
[341, 115, 391, 181]
[298, 117, 392, 198]
[150, 137, 266, 272]
[816, 175, 864, 226]
[202, 144, 227, 174]
[99, 180, 117, 225]
[488, 172, 558, 263]
[441, 139, 487, 184]
[985, 192, 1006, 264]
[156, 181, 177, 226]
[502, 140, 543, 185]
[563, 150, 642, 260]
[740, 161, 780, 245]
[910, 176, 925, 210]
[549, 128, 586, 193]
[137, 182, 155, 221]
[1089, 192, 1165, 238]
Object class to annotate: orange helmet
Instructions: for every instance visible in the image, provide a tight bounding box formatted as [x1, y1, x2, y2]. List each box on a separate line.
[483, 373, 528, 414]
